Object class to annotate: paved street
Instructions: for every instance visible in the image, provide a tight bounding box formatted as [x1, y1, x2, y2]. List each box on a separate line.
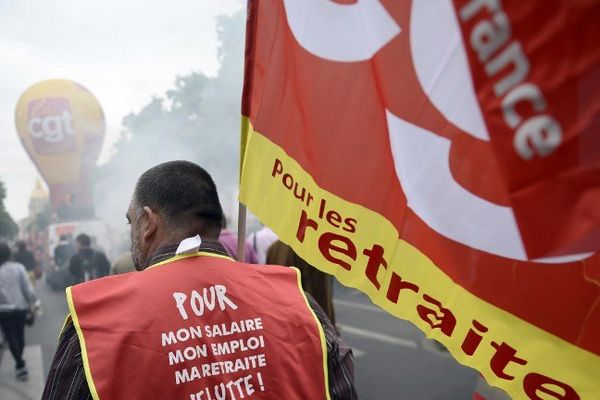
[334, 283, 479, 399]
[0, 345, 44, 400]
[0, 279, 479, 399]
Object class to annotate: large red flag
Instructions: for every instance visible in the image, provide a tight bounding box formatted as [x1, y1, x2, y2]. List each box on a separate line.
[240, 1, 600, 398]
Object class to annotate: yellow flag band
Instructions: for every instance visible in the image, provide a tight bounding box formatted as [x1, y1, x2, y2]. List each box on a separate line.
[239, 117, 599, 400]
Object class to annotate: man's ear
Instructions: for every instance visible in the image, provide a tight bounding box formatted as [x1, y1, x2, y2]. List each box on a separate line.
[141, 206, 159, 241]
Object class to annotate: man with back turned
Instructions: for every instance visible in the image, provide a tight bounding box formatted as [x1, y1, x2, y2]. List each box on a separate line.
[42, 160, 356, 400]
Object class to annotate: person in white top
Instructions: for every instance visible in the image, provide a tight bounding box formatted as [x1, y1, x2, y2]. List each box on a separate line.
[0, 242, 39, 381]
[248, 225, 278, 264]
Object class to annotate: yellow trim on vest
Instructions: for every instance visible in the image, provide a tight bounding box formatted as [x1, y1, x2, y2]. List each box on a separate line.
[64, 252, 233, 400]
[292, 267, 332, 400]
[66, 286, 101, 400]
[146, 251, 235, 270]
[66, 254, 326, 400]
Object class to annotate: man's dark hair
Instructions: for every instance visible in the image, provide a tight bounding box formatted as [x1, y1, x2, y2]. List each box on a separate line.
[16, 240, 27, 251]
[0, 242, 11, 265]
[76, 233, 91, 247]
[133, 161, 224, 238]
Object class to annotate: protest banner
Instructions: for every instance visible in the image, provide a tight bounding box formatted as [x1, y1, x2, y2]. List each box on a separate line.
[239, 1, 600, 398]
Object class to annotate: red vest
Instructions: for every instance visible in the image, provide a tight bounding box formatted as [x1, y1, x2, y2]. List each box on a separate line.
[67, 252, 330, 400]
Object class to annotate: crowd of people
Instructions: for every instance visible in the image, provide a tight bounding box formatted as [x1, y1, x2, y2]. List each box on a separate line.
[43, 220, 336, 321]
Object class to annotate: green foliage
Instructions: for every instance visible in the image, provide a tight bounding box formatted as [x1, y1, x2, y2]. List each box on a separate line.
[0, 180, 18, 239]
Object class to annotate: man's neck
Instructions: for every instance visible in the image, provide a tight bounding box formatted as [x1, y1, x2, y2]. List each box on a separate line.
[143, 234, 225, 269]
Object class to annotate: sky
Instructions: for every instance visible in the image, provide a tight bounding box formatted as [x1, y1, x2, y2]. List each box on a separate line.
[0, 0, 243, 220]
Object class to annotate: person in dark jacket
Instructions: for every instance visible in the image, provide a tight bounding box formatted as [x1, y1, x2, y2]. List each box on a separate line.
[53, 234, 75, 270]
[14, 241, 37, 284]
[14, 241, 35, 273]
[68, 234, 110, 283]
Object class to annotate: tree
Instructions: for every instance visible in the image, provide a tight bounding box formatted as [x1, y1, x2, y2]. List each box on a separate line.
[95, 11, 246, 224]
[0, 179, 18, 240]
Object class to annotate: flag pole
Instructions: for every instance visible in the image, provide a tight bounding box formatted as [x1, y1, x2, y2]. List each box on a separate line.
[236, 203, 247, 262]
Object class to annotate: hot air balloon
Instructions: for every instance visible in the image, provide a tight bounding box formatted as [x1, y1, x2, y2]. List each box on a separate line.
[15, 79, 105, 220]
